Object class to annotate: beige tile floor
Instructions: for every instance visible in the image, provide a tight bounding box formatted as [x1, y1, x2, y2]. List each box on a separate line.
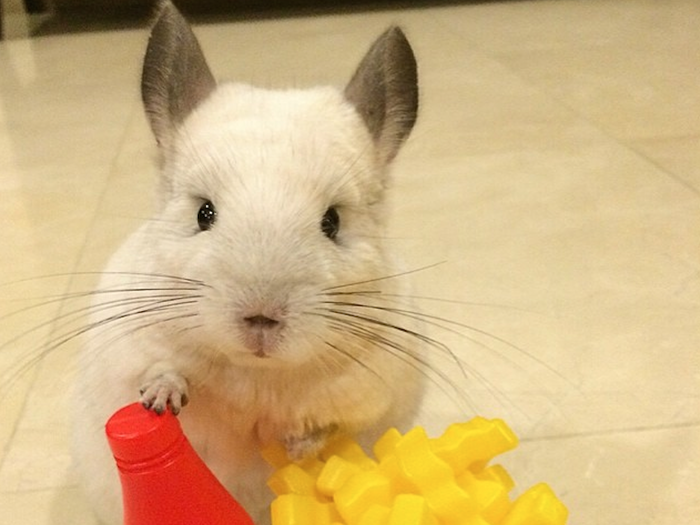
[1, 0, 699, 523]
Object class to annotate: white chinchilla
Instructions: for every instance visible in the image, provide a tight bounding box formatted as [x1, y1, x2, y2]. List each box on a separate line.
[72, 1, 425, 523]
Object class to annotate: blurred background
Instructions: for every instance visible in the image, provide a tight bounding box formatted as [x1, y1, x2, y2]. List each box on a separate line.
[2, 0, 468, 38]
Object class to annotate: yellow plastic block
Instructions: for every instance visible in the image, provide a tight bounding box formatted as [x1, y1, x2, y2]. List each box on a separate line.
[317, 456, 363, 498]
[431, 418, 518, 474]
[391, 426, 480, 524]
[457, 470, 511, 524]
[334, 470, 393, 525]
[424, 482, 479, 525]
[358, 504, 391, 525]
[298, 456, 327, 478]
[322, 436, 377, 470]
[456, 469, 477, 490]
[271, 494, 340, 525]
[268, 463, 321, 497]
[373, 428, 402, 461]
[469, 480, 511, 524]
[377, 453, 418, 495]
[394, 427, 455, 493]
[266, 418, 568, 525]
[502, 484, 569, 525]
[388, 494, 438, 525]
[475, 464, 516, 492]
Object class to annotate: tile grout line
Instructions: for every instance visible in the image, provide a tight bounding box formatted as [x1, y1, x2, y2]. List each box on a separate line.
[521, 418, 700, 443]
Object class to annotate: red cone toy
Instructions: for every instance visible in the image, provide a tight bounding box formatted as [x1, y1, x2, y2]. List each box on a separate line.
[106, 403, 256, 525]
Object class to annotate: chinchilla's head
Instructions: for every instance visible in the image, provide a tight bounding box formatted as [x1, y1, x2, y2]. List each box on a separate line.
[136, 1, 418, 369]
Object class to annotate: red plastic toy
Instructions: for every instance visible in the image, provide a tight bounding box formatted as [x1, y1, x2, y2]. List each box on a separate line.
[105, 403, 256, 525]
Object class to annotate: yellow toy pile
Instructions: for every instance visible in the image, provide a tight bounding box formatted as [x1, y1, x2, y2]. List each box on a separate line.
[264, 417, 568, 525]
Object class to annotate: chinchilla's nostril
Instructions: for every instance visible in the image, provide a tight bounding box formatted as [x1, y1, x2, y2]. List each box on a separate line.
[243, 315, 280, 328]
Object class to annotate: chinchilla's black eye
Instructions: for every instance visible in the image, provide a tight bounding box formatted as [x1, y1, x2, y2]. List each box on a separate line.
[321, 207, 340, 240]
[197, 200, 217, 231]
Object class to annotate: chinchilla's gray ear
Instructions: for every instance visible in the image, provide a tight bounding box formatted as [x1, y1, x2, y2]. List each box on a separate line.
[141, 0, 216, 147]
[344, 27, 418, 164]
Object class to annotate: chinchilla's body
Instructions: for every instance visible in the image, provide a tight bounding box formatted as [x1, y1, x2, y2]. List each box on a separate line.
[72, 2, 424, 523]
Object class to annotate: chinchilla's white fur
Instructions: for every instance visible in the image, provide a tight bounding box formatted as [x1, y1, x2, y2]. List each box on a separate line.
[72, 2, 423, 523]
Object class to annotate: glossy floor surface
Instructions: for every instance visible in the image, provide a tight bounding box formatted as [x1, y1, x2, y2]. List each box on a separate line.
[1, 0, 698, 523]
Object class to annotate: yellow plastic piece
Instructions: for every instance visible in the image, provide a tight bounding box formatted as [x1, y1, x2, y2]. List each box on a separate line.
[431, 418, 519, 475]
[501, 484, 569, 525]
[268, 463, 321, 497]
[266, 418, 568, 525]
[475, 464, 516, 492]
[389, 494, 438, 525]
[334, 470, 393, 525]
[358, 504, 391, 525]
[317, 456, 363, 498]
[271, 494, 340, 525]
[373, 427, 402, 461]
[425, 482, 478, 525]
[467, 480, 511, 524]
[394, 427, 454, 492]
[321, 436, 378, 471]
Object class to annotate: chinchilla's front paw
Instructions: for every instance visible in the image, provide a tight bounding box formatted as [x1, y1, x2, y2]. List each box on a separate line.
[139, 371, 189, 415]
[284, 424, 339, 461]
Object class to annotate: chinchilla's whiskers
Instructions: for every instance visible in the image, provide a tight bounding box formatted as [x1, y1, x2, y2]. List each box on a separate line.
[0, 274, 204, 401]
[327, 289, 539, 314]
[328, 308, 460, 366]
[323, 340, 382, 378]
[0, 286, 203, 356]
[0, 271, 205, 291]
[322, 262, 448, 292]
[294, 326, 377, 385]
[6, 306, 198, 392]
[315, 270, 570, 417]
[79, 308, 201, 374]
[1, 307, 199, 403]
[322, 298, 561, 386]
[63, 285, 205, 382]
[318, 332, 444, 407]
[311, 310, 475, 413]
[323, 303, 523, 416]
[0, 275, 203, 322]
[324, 282, 570, 387]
